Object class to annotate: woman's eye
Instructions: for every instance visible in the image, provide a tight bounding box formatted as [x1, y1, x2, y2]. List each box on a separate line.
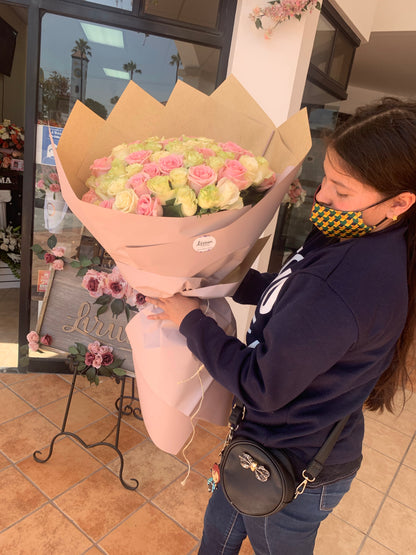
[336, 192, 349, 198]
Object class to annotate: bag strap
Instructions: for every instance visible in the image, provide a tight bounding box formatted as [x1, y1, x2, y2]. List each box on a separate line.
[228, 398, 351, 497]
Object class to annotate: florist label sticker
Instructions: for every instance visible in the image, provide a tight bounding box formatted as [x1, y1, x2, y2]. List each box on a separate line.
[193, 235, 216, 253]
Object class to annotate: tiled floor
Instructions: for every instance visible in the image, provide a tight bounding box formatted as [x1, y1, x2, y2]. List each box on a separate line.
[1, 288, 416, 554]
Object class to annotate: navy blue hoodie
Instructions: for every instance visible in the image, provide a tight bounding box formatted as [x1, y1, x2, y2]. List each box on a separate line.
[179, 225, 408, 470]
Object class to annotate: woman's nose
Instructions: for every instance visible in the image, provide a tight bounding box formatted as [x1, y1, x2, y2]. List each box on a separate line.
[315, 181, 331, 206]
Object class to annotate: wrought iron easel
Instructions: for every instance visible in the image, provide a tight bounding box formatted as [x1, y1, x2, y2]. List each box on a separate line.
[33, 363, 142, 490]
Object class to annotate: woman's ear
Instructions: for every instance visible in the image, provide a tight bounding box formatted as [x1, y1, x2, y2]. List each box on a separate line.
[387, 192, 416, 219]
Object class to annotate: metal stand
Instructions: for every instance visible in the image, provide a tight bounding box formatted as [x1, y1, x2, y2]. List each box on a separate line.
[33, 366, 142, 490]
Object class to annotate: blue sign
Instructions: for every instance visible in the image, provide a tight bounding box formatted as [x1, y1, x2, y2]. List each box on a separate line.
[40, 125, 64, 166]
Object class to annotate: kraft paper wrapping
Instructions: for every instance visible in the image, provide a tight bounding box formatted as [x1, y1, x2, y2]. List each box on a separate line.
[53, 75, 311, 454]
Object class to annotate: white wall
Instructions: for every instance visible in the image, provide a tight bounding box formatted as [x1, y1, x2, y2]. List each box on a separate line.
[372, 0, 416, 31]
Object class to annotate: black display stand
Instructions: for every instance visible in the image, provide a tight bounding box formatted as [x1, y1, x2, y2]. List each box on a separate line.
[33, 364, 142, 490]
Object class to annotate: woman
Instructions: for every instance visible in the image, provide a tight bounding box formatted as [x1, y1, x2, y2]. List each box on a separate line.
[146, 98, 416, 554]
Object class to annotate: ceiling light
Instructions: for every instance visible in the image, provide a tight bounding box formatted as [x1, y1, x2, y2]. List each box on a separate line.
[80, 22, 124, 48]
[103, 68, 130, 79]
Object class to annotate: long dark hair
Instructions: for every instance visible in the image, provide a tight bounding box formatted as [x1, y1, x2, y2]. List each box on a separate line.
[328, 97, 416, 412]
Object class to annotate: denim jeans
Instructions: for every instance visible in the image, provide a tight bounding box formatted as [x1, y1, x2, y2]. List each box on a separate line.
[198, 475, 355, 555]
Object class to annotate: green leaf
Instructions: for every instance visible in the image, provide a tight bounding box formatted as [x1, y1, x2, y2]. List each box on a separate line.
[86, 367, 96, 383]
[125, 304, 131, 322]
[70, 260, 81, 268]
[111, 357, 124, 368]
[94, 294, 112, 305]
[97, 304, 109, 317]
[91, 256, 101, 265]
[94, 375, 100, 386]
[37, 251, 47, 259]
[79, 255, 92, 267]
[162, 204, 183, 218]
[76, 267, 89, 277]
[295, 14, 301, 20]
[77, 362, 87, 371]
[75, 342, 88, 355]
[68, 346, 78, 355]
[112, 368, 126, 376]
[111, 298, 124, 317]
[255, 19, 263, 29]
[31, 244, 44, 254]
[47, 235, 57, 249]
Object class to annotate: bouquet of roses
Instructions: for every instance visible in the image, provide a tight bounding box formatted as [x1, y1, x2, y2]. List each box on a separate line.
[52, 75, 311, 454]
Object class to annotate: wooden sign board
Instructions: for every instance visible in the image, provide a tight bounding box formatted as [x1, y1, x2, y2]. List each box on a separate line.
[36, 264, 134, 375]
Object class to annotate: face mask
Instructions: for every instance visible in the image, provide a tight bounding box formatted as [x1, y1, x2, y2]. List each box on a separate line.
[309, 188, 389, 238]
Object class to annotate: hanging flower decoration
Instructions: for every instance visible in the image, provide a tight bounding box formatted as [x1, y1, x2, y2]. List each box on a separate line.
[31, 234, 67, 271]
[26, 330, 53, 352]
[249, 1, 321, 39]
[68, 341, 126, 385]
[282, 179, 306, 208]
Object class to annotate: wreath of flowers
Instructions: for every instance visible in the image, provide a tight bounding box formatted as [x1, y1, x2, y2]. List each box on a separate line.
[249, 0, 321, 39]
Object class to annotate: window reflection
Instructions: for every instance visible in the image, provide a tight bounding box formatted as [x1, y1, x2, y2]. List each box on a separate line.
[84, 0, 133, 11]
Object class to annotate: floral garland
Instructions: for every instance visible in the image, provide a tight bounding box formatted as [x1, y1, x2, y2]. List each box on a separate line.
[249, 0, 321, 39]
[0, 225, 21, 278]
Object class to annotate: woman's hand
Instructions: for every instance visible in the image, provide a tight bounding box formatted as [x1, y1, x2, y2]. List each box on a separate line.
[145, 294, 202, 327]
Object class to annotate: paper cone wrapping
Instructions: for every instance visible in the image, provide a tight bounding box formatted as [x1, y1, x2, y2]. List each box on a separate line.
[53, 75, 311, 454]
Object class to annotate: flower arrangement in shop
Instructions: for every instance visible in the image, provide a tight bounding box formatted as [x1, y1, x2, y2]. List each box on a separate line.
[35, 165, 62, 199]
[31, 234, 66, 271]
[0, 225, 21, 279]
[0, 119, 24, 169]
[26, 330, 52, 352]
[249, 0, 321, 39]
[282, 178, 306, 208]
[81, 135, 276, 216]
[68, 340, 126, 385]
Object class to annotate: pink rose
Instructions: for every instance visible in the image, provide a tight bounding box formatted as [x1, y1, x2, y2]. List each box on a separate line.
[82, 269, 106, 298]
[137, 194, 163, 217]
[26, 330, 39, 343]
[85, 351, 96, 366]
[49, 183, 61, 193]
[52, 259, 64, 271]
[44, 252, 56, 264]
[159, 154, 184, 175]
[40, 334, 52, 346]
[101, 352, 114, 366]
[92, 354, 103, 369]
[82, 190, 100, 204]
[142, 162, 161, 178]
[99, 199, 115, 209]
[88, 341, 101, 354]
[187, 165, 217, 194]
[29, 341, 39, 352]
[219, 141, 251, 157]
[104, 268, 128, 299]
[218, 159, 250, 190]
[49, 173, 59, 181]
[125, 150, 152, 165]
[256, 174, 276, 192]
[126, 172, 151, 196]
[197, 147, 216, 158]
[90, 156, 112, 177]
[36, 179, 45, 190]
[98, 344, 113, 355]
[51, 246, 65, 258]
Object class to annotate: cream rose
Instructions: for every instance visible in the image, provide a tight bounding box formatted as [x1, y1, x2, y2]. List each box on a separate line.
[113, 189, 138, 213]
[169, 167, 188, 188]
[107, 176, 129, 197]
[217, 178, 242, 210]
[174, 186, 197, 216]
[147, 175, 175, 204]
[198, 184, 220, 210]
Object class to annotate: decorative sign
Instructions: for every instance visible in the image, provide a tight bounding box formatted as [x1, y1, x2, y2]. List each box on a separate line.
[37, 269, 51, 292]
[36, 125, 64, 166]
[36, 264, 134, 374]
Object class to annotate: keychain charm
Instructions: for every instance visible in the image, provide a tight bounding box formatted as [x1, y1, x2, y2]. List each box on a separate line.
[207, 463, 221, 492]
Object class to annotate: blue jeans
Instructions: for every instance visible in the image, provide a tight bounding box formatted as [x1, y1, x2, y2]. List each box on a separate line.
[198, 475, 355, 555]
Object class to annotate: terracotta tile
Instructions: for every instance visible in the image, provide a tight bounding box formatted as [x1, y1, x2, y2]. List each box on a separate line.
[404, 438, 416, 469]
[370, 497, 416, 553]
[360, 538, 397, 554]
[314, 514, 364, 555]
[401, 389, 416, 414]
[192, 451, 219, 480]
[389, 464, 416, 511]
[240, 537, 255, 555]
[0, 466, 47, 528]
[0, 388, 32, 424]
[0, 451, 11, 470]
[81, 376, 124, 411]
[356, 444, 399, 492]
[39, 390, 109, 431]
[0, 503, 92, 554]
[332, 478, 384, 533]
[0, 372, 33, 385]
[153, 470, 210, 537]
[17, 436, 102, 498]
[74, 414, 145, 464]
[120, 410, 149, 437]
[99, 503, 197, 554]
[363, 416, 411, 461]
[107, 439, 186, 498]
[0, 411, 59, 461]
[175, 425, 223, 467]
[197, 419, 228, 439]
[365, 406, 416, 437]
[10, 373, 72, 407]
[84, 548, 105, 554]
[55, 468, 145, 541]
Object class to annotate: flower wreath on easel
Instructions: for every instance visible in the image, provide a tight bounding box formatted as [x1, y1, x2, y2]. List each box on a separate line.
[249, 0, 321, 39]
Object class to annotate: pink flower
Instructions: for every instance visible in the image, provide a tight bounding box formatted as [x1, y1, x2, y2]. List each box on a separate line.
[52, 259, 64, 271]
[98, 344, 113, 355]
[159, 154, 184, 175]
[40, 334, 52, 346]
[85, 351, 96, 366]
[82, 269, 106, 298]
[49, 182, 61, 193]
[26, 330, 39, 343]
[142, 162, 161, 178]
[101, 352, 114, 366]
[137, 194, 163, 217]
[104, 268, 128, 299]
[197, 147, 216, 159]
[219, 141, 251, 157]
[44, 252, 56, 264]
[126, 286, 146, 307]
[256, 174, 276, 192]
[88, 341, 101, 354]
[218, 159, 250, 190]
[92, 354, 103, 369]
[36, 179, 45, 190]
[51, 246, 65, 258]
[90, 156, 112, 177]
[187, 165, 217, 194]
[82, 189, 100, 204]
[125, 150, 152, 165]
[126, 172, 151, 196]
[49, 172, 59, 182]
[99, 199, 115, 209]
[29, 341, 39, 352]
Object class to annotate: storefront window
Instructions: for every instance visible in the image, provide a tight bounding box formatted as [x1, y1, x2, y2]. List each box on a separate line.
[143, 0, 220, 28]
[84, 0, 133, 10]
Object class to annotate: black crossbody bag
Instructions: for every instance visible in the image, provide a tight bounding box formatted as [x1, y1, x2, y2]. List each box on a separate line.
[219, 400, 350, 517]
